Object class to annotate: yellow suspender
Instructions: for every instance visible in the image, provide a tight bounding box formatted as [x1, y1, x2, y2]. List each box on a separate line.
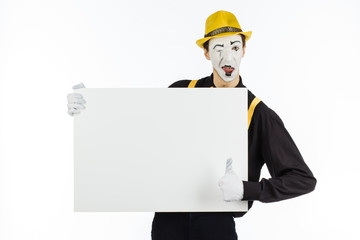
[188, 80, 198, 88]
[187, 80, 261, 129]
[248, 97, 261, 129]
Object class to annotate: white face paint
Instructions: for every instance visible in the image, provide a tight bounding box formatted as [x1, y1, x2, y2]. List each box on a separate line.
[208, 34, 243, 82]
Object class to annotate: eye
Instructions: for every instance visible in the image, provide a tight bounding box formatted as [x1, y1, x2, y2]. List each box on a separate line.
[233, 46, 240, 51]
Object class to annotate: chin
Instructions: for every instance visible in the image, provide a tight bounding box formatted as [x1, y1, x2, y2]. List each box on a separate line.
[219, 69, 238, 83]
[221, 76, 236, 82]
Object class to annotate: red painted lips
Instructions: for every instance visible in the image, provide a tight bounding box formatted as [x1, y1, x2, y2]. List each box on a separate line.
[222, 66, 234, 74]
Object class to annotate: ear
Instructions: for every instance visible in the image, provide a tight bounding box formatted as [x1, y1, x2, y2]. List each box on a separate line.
[204, 48, 211, 60]
[242, 45, 246, 58]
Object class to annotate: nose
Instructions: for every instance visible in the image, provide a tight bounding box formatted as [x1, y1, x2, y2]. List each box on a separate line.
[223, 48, 233, 63]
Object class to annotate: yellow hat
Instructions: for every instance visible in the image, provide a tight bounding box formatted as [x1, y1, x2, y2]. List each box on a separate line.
[196, 10, 252, 48]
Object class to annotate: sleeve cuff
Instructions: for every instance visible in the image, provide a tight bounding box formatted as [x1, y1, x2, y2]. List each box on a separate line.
[242, 181, 262, 201]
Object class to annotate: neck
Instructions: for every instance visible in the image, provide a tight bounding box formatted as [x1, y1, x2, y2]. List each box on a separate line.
[213, 68, 240, 88]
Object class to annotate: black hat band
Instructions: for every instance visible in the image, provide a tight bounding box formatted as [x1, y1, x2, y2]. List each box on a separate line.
[205, 26, 243, 38]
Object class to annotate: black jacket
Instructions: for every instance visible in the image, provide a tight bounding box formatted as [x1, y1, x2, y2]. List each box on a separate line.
[168, 74, 317, 218]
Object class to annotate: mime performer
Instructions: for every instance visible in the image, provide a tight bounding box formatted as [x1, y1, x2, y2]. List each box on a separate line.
[67, 10, 316, 240]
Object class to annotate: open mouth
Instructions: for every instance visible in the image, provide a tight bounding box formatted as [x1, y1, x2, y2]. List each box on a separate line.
[222, 66, 234, 76]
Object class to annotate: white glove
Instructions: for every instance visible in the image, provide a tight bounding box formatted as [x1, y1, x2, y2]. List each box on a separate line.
[67, 83, 86, 116]
[218, 157, 244, 202]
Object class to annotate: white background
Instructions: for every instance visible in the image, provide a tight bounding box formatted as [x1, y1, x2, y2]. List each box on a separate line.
[0, 0, 359, 239]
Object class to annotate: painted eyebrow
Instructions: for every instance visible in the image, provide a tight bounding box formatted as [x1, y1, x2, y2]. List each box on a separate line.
[231, 41, 242, 45]
[213, 44, 224, 49]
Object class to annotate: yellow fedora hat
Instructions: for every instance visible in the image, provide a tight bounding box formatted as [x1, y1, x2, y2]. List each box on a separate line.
[196, 10, 252, 48]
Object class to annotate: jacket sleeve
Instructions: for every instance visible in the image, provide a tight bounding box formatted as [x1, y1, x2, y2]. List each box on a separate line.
[168, 80, 190, 88]
[243, 103, 317, 203]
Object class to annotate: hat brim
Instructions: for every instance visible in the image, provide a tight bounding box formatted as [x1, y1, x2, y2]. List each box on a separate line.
[196, 31, 252, 48]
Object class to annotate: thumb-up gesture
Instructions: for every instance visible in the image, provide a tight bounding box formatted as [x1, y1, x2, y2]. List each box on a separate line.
[218, 157, 244, 202]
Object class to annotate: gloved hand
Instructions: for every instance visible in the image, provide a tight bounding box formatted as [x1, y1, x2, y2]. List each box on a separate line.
[67, 83, 86, 116]
[218, 157, 244, 202]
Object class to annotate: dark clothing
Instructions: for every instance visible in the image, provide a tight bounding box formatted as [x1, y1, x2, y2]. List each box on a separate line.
[151, 74, 316, 239]
[151, 212, 237, 240]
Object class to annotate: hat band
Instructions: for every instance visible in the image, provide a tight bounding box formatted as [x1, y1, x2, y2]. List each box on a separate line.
[205, 26, 242, 37]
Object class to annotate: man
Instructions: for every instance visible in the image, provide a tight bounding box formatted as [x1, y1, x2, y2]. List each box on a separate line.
[67, 10, 316, 240]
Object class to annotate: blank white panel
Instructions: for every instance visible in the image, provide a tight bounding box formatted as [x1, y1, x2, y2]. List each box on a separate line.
[74, 88, 248, 212]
